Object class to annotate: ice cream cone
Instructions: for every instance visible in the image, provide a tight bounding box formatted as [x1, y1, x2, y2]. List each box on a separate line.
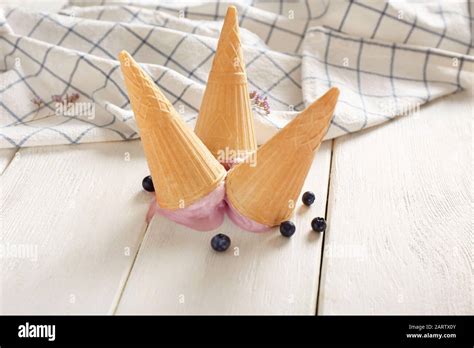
[119, 51, 226, 210]
[195, 6, 257, 166]
[226, 88, 340, 227]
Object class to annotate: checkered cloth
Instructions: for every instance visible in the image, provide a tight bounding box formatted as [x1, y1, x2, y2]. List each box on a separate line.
[0, 0, 472, 148]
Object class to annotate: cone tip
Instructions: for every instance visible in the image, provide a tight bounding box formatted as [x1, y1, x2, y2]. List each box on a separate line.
[311, 87, 340, 109]
[118, 50, 131, 65]
[323, 87, 340, 110]
[223, 6, 238, 28]
[326, 87, 340, 99]
[301, 87, 339, 126]
[226, 5, 238, 18]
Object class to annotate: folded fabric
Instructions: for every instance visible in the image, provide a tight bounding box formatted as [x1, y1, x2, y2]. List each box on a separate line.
[0, 0, 473, 148]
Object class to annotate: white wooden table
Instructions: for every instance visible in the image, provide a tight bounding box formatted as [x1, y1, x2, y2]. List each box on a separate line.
[0, 0, 472, 315]
[1, 86, 471, 315]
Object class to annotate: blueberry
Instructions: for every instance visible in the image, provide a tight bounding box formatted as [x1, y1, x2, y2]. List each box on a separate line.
[302, 191, 315, 206]
[311, 217, 326, 232]
[279, 221, 296, 237]
[142, 175, 154, 192]
[211, 233, 231, 252]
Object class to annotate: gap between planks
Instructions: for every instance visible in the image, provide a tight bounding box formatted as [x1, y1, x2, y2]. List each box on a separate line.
[315, 138, 335, 314]
[110, 220, 149, 315]
[0, 148, 18, 175]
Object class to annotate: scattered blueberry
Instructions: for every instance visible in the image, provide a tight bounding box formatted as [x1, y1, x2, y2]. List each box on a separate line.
[142, 175, 154, 192]
[279, 221, 296, 237]
[211, 233, 231, 252]
[311, 217, 326, 232]
[302, 191, 315, 206]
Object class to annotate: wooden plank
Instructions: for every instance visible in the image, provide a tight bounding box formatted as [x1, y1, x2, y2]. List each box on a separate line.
[0, 140, 150, 314]
[116, 141, 332, 314]
[318, 88, 473, 314]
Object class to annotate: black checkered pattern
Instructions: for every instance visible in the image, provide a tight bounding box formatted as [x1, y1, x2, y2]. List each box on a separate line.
[302, 26, 472, 134]
[0, 0, 472, 147]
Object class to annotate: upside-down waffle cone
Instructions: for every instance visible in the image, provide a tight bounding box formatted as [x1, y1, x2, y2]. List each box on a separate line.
[226, 88, 340, 226]
[118, 51, 226, 210]
[195, 6, 257, 164]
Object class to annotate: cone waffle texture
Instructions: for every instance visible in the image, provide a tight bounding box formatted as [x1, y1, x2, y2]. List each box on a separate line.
[226, 88, 340, 226]
[195, 6, 257, 163]
[118, 51, 226, 210]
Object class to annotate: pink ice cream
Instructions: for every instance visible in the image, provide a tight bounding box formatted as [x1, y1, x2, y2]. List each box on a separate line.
[145, 173, 272, 232]
[146, 182, 226, 231]
[225, 195, 271, 232]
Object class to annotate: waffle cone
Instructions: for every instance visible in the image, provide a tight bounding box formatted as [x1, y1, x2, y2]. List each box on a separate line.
[195, 6, 257, 164]
[118, 51, 226, 210]
[226, 88, 340, 226]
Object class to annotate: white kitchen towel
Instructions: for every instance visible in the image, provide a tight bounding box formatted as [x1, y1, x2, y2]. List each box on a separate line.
[0, 0, 472, 148]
